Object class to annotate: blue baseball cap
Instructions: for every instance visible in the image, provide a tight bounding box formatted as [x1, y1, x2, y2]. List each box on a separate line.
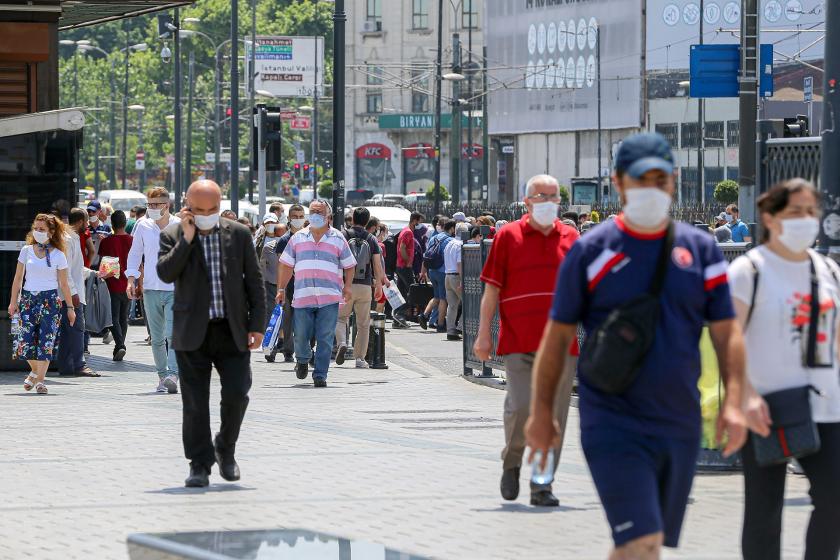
[86, 201, 102, 212]
[614, 133, 675, 178]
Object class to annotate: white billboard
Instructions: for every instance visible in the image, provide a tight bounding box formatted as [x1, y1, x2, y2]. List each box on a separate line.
[487, 0, 643, 135]
[246, 36, 325, 98]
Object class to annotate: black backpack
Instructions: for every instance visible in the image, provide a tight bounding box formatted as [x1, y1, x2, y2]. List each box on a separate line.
[577, 222, 674, 395]
[383, 233, 398, 276]
[348, 233, 373, 281]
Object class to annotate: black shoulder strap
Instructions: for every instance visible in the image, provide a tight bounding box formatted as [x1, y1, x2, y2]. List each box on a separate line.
[649, 222, 675, 296]
[806, 254, 821, 367]
[744, 253, 759, 329]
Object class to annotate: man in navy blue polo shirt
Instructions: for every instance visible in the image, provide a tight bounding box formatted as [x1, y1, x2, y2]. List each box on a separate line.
[526, 133, 749, 558]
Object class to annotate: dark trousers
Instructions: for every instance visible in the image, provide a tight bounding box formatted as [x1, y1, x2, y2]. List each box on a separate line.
[109, 292, 130, 350]
[57, 303, 85, 374]
[742, 422, 840, 560]
[175, 320, 252, 468]
[395, 267, 415, 317]
[281, 281, 295, 357]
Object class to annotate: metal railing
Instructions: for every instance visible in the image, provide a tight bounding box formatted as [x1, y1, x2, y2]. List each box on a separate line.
[761, 137, 821, 190]
[461, 233, 752, 378]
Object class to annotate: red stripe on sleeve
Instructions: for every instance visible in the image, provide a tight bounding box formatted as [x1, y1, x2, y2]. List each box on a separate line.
[587, 253, 626, 292]
[704, 274, 728, 292]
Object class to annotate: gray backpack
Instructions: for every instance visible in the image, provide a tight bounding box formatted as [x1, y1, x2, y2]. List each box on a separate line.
[348, 235, 372, 281]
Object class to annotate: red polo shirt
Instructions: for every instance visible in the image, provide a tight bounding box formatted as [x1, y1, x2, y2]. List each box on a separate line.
[480, 216, 579, 356]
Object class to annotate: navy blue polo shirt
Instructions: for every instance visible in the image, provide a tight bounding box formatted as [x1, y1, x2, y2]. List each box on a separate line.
[551, 217, 734, 440]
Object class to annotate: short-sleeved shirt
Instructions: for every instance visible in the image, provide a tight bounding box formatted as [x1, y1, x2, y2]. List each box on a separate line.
[98, 233, 133, 294]
[550, 217, 735, 440]
[443, 237, 463, 274]
[713, 225, 732, 243]
[261, 237, 279, 286]
[728, 220, 750, 242]
[345, 226, 381, 286]
[279, 227, 357, 309]
[18, 245, 68, 293]
[396, 227, 415, 269]
[79, 228, 92, 267]
[481, 216, 579, 355]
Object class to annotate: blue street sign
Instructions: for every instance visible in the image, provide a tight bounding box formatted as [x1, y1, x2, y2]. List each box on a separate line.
[690, 44, 774, 98]
[804, 76, 814, 102]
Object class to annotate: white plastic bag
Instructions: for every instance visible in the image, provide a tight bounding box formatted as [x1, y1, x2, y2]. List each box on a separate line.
[383, 282, 405, 310]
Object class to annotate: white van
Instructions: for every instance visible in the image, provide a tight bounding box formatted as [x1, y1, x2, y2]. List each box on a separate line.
[96, 190, 147, 213]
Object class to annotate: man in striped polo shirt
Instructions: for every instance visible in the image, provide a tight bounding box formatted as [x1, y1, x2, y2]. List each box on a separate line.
[474, 174, 580, 507]
[276, 200, 356, 387]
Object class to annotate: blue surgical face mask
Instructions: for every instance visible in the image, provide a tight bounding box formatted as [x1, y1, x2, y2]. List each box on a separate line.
[309, 213, 326, 229]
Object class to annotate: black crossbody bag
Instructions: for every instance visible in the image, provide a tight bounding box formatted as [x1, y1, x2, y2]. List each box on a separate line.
[745, 254, 827, 467]
[578, 222, 674, 395]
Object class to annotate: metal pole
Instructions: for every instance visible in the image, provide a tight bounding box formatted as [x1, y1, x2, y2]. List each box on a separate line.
[121, 23, 129, 190]
[466, 15, 474, 203]
[215, 50, 223, 185]
[481, 45, 489, 203]
[74, 48, 81, 190]
[248, 0, 257, 203]
[698, 0, 705, 203]
[109, 60, 117, 190]
[174, 8, 183, 209]
[257, 106, 267, 218]
[138, 109, 145, 190]
[93, 98, 100, 195]
[596, 26, 603, 202]
[450, 33, 462, 206]
[433, 0, 444, 216]
[818, 0, 840, 257]
[313, 4, 319, 189]
[186, 50, 195, 191]
[332, 0, 346, 213]
[231, 0, 240, 214]
[738, 0, 758, 223]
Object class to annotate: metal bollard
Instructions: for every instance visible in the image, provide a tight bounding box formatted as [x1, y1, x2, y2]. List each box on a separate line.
[367, 312, 388, 369]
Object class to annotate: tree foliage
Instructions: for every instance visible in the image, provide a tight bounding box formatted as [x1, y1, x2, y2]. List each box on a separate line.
[714, 180, 739, 205]
[428, 184, 451, 202]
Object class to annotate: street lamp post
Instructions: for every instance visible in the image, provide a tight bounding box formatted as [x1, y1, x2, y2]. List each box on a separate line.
[433, 0, 444, 217]
[332, 0, 346, 213]
[231, 0, 240, 214]
[76, 43, 117, 190]
[186, 50, 195, 190]
[128, 104, 146, 190]
[119, 33, 147, 190]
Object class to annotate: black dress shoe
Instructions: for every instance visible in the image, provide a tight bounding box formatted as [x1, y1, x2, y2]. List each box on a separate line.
[185, 464, 210, 488]
[214, 441, 240, 482]
[530, 489, 560, 507]
[313, 378, 327, 388]
[296, 362, 309, 380]
[500, 467, 520, 501]
[418, 314, 428, 330]
[446, 333, 462, 341]
[284, 354, 295, 363]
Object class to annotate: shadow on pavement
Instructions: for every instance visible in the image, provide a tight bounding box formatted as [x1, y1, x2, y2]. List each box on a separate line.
[146, 484, 257, 495]
[472, 503, 590, 514]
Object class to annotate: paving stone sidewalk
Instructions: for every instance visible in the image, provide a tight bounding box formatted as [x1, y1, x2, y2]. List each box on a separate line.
[0, 325, 811, 559]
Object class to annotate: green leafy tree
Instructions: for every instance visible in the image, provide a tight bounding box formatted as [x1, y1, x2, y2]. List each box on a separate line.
[559, 185, 570, 204]
[428, 184, 451, 201]
[318, 179, 333, 199]
[714, 179, 739, 205]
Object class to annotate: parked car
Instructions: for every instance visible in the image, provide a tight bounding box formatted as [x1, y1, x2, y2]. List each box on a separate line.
[364, 205, 412, 232]
[368, 193, 406, 205]
[403, 192, 427, 204]
[96, 189, 148, 212]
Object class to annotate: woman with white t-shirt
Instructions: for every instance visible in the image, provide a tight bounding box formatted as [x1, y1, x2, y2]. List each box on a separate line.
[729, 179, 840, 560]
[7, 213, 75, 394]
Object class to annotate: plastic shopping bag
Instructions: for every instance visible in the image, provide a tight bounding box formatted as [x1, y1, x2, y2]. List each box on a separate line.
[262, 303, 284, 354]
[99, 256, 121, 278]
[383, 282, 405, 311]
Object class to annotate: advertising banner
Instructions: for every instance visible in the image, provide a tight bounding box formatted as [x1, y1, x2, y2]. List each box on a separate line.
[487, 0, 643, 134]
[246, 36, 324, 98]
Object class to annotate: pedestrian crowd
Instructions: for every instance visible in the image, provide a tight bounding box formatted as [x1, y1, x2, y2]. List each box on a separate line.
[5, 132, 839, 559]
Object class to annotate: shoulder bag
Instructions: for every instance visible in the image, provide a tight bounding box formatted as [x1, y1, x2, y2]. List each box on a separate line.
[577, 222, 674, 395]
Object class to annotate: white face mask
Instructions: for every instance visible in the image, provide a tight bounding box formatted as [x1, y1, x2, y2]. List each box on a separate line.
[415, 224, 424, 231]
[89, 215, 99, 224]
[309, 214, 327, 229]
[724, 213, 734, 224]
[777, 217, 819, 253]
[530, 201, 559, 226]
[194, 213, 220, 231]
[623, 188, 672, 228]
[435, 225, 443, 233]
[290, 218, 306, 230]
[265, 224, 276, 234]
[277, 214, 288, 225]
[146, 208, 163, 221]
[33, 230, 49, 245]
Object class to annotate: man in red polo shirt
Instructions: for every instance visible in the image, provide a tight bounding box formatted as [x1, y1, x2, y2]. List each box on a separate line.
[474, 174, 579, 508]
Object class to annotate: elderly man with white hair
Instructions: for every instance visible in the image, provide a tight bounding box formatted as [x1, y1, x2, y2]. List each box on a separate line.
[473, 174, 580, 508]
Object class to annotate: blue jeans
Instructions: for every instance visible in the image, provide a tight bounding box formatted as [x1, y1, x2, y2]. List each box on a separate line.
[293, 303, 339, 380]
[57, 303, 86, 374]
[143, 290, 177, 379]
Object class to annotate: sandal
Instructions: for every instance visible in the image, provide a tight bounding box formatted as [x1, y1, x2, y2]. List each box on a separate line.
[35, 382, 48, 395]
[23, 373, 38, 391]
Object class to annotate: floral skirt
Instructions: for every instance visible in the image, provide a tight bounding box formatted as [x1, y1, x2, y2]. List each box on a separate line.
[13, 289, 61, 361]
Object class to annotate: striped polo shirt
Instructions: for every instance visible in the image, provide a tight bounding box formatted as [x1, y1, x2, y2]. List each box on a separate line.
[279, 226, 357, 309]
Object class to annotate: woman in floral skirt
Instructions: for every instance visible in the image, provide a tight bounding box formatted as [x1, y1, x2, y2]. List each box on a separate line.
[8, 213, 76, 394]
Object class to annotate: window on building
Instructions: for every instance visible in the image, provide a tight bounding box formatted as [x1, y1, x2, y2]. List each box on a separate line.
[681, 122, 699, 149]
[411, 64, 430, 112]
[727, 120, 740, 147]
[462, 0, 479, 29]
[366, 65, 383, 85]
[705, 167, 724, 201]
[412, 0, 429, 30]
[367, 93, 383, 114]
[655, 123, 679, 148]
[367, 0, 382, 23]
[706, 121, 724, 147]
[681, 166, 699, 202]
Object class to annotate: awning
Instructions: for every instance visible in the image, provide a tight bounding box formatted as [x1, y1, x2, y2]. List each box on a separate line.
[58, 0, 193, 30]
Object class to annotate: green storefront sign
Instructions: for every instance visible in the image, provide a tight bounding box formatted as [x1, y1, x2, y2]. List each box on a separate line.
[378, 113, 482, 130]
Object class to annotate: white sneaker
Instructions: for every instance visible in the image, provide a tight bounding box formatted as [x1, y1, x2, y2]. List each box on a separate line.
[355, 358, 369, 369]
[156, 379, 167, 393]
[102, 331, 113, 345]
[163, 375, 179, 394]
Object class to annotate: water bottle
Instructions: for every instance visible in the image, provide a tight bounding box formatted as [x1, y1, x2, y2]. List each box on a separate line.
[10, 314, 20, 338]
[530, 449, 555, 486]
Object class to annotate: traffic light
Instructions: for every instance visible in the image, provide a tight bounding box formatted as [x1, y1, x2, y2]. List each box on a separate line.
[294, 163, 301, 179]
[784, 115, 810, 138]
[303, 163, 310, 177]
[254, 105, 283, 171]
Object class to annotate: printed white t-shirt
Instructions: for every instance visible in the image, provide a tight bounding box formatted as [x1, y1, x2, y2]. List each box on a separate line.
[730, 246, 840, 423]
[18, 245, 68, 293]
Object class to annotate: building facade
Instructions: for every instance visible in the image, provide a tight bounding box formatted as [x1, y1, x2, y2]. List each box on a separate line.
[344, 0, 484, 199]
